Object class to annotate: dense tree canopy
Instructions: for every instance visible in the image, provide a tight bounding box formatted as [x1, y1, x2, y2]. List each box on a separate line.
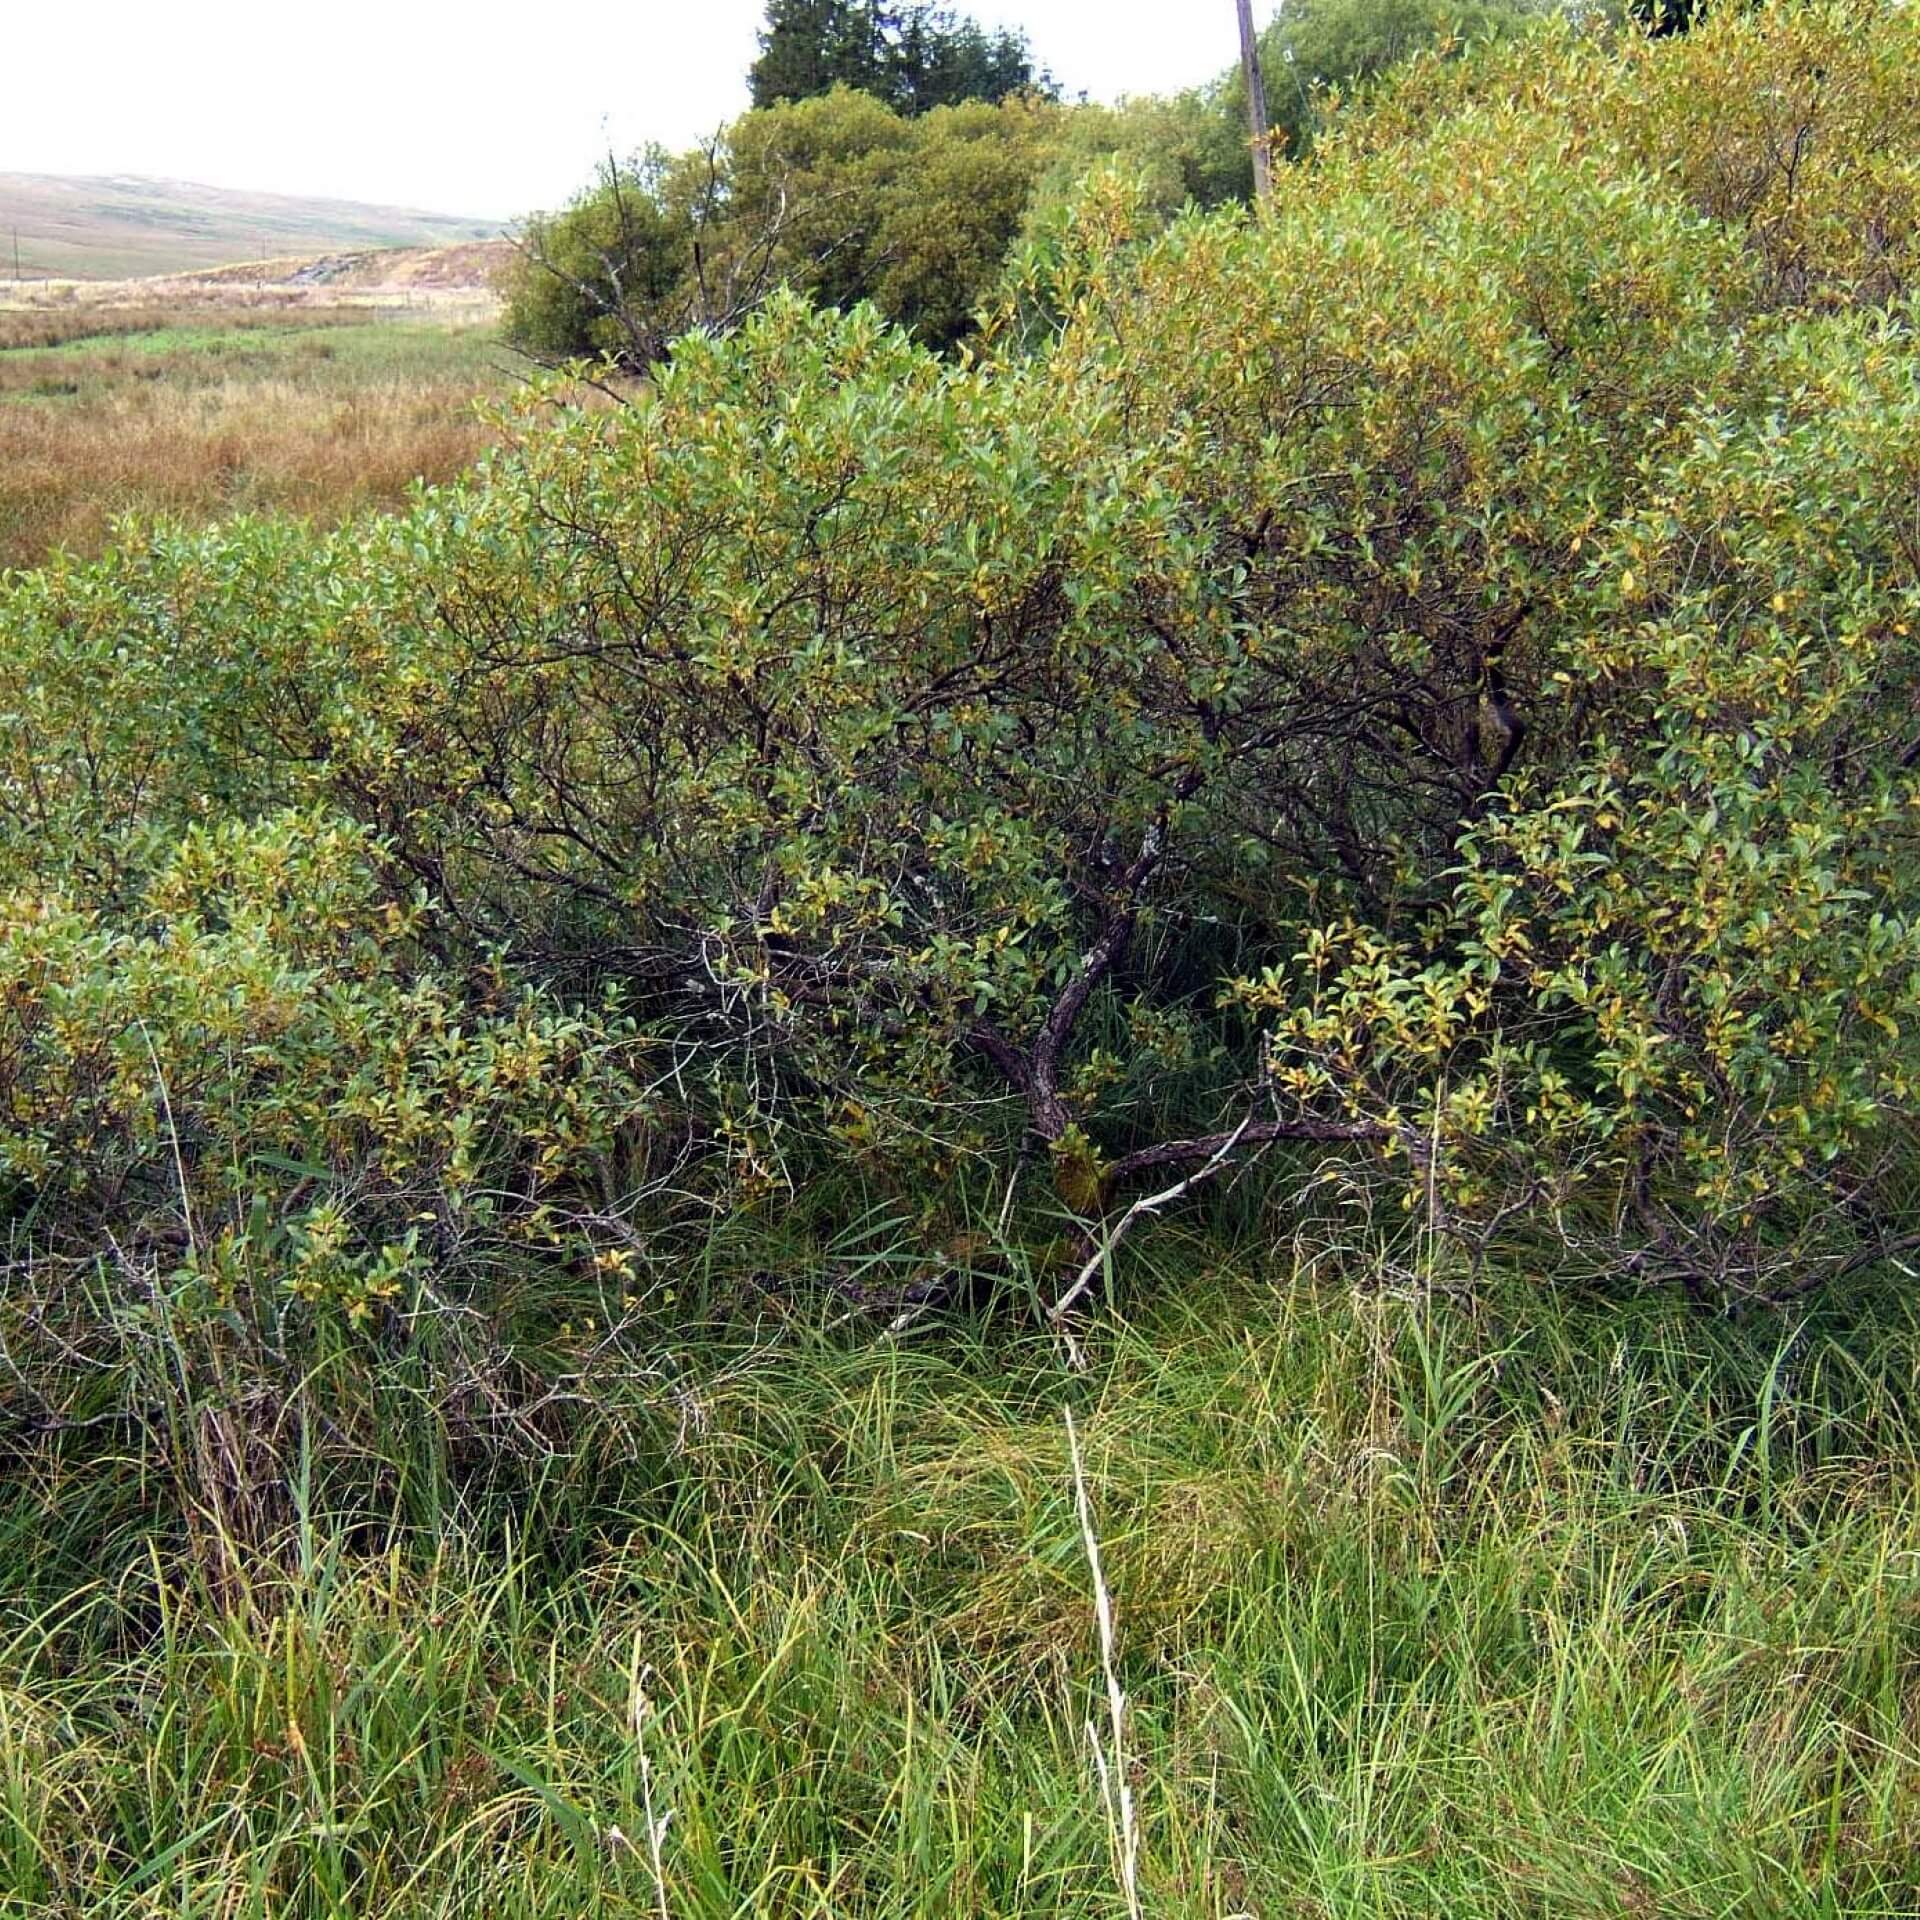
[750, 0, 1048, 114]
[1246, 0, 1557, 153]
[498, 147, 701, 366]
[503, 89, 1067, 363]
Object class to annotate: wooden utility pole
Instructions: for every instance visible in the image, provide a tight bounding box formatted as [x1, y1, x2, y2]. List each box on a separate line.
[1236, 0, 1273, 204]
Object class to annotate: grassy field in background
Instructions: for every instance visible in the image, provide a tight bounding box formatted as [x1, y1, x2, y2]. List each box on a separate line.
[0, 304, 510, 570]
[5, 1227, 1920, 1917]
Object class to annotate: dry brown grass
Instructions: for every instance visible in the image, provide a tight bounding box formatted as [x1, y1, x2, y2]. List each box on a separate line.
[0, 306, 507, 571]
[1, 379, 496, 567]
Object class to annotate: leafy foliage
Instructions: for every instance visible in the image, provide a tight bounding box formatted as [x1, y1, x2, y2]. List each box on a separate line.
[10, 0, 1920, 1318]
[509, 0, 1586, 366]
[504, 90, 1064, 362]
[1245, 0, 1557, 154]
[500, 148, 697, 365]
[750, 0, 1049, 115]
[10, 15, 1920, 1912]
[0, 812, 649, 1308]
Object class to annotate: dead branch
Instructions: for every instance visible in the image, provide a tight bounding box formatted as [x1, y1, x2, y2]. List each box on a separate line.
[1050, 1116, 1254, 1330]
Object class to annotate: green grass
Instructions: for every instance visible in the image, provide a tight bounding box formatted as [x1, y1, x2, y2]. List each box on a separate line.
[5, 1231, 1920, 1916]
[0, 313, 507, 395]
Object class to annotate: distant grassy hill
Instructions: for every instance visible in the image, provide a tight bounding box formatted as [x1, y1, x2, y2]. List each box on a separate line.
[0, 172, 501, 282]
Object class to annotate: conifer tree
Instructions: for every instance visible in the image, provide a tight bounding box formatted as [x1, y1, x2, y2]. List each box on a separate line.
[749, 0, 1048, 114]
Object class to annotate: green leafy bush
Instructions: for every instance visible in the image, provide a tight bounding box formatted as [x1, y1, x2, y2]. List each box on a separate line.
[505, 0, 1619, 370]
[502, 90, 1064, 363]
[1243, 0, 1555, 157]
[500, 149, 697, 365]
[6, 0, 1919, 1315]
[0, 812, 650, 1294]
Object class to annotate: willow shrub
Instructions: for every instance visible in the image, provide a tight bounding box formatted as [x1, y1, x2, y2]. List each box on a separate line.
[1, 812, 649, 1289]
[3, 1, 1918, 1331]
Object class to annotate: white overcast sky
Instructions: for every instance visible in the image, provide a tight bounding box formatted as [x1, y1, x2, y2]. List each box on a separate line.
[4, 0, 1257, 221]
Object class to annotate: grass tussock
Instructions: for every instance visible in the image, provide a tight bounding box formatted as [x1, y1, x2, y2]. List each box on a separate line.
[5, 1244, 1919, 1917]
[0, 308, 507, 570]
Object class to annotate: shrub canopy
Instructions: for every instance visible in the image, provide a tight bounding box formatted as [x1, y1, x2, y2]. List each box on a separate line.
[6, 0, 1920, 1316]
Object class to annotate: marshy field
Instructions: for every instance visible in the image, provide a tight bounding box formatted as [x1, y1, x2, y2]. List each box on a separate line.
[0, 296, 508, 571]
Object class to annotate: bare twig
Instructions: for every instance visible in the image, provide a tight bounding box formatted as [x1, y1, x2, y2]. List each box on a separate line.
[1100, 1113, 1386, 1192]
[1052, 1116, 1255, 1331]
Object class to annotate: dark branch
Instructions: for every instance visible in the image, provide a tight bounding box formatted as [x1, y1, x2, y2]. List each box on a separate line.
[1102, 1115, 1386, 1194]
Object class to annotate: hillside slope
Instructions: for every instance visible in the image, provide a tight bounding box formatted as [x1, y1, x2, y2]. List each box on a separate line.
[0, 172, 501, 281]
